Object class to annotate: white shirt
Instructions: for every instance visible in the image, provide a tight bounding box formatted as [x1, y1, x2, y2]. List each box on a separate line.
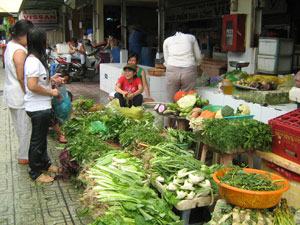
[3, 41, 27, 109]
[163, 32, 202, 67]
[24, 55, 52, 112]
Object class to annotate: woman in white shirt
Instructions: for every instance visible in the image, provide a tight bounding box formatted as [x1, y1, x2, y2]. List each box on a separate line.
[4, 20, 34, 165]
[163, 27, 202, 102]
[24, 27, 63, 183]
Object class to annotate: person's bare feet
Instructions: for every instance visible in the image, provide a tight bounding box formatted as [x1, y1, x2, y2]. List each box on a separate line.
[35, 173, 54, 183]
[47, 165, 63, 173]
[58, 135, 68, 144]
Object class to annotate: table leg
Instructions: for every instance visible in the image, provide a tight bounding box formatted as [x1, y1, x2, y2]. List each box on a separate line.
[181, 209, 191, 225]
[212, 152, 219, 164]
[200, 145, 208, 163]
[194, 141, 201, 160]
[220, 154, 234, 165]
[177, 119, 187, 130]
[248, 151, 254, 168]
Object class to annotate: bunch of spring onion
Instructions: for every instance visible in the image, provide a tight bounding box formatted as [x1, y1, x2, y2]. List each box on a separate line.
[88, 152, 182, 225]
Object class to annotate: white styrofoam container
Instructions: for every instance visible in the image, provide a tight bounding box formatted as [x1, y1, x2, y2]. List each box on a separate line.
[258, 38, 294, 56]
[257, 54, 292, 74]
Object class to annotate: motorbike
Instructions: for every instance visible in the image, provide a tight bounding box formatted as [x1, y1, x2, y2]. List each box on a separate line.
[47, 46, 83, 82]
[47, 40, 110, 82]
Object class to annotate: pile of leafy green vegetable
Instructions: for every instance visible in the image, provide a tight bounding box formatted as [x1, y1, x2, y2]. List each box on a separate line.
[166, 128, 196, 149]
[119, 124, 164, 148]
[206, 198, 297, 225]
[66, 130, 117, 163]
[206, 199, 274, 225]
[147, 142, 219, 206]
[274, 199, 296, 225]
[73, 96, 95, 115]
[201, 119, 272, 153]
[87, 151, 182, 225]
[219, 167, 281, 191]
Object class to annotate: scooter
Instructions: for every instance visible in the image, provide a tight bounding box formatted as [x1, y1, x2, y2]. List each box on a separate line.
[47, 47, 84, 82]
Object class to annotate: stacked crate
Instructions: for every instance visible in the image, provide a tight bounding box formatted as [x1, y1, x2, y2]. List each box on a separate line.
[257, 38, 294, 74]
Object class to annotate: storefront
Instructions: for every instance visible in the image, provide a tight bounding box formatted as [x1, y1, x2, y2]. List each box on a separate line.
[19, 0, 66, 45]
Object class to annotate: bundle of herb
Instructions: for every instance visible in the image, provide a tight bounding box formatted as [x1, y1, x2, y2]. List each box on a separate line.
[73, 96, 95, 115]
[274, 199, 296, 225]
[66, 130, 117, 163]
[220, 167, 280, 191]
[201, 119, 272, 153]
[166, 128, 196, 148]
[119, 123, 164, 148]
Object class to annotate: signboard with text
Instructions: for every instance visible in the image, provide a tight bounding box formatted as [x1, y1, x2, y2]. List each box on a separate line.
[166, 0, 230, 22]
[19, 10, 58, 24]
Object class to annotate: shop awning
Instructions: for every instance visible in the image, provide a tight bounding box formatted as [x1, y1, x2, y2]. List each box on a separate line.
[20, 0, 64, 10]
[0, 0, 23, 13]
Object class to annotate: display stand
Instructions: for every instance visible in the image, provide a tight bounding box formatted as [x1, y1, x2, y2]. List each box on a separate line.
[163, 114, 190, 130]
[152, 180, 214, 225]
[199, 144, 254, 167]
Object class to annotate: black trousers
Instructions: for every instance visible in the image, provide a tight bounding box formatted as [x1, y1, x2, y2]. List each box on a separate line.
[27, 109, 52, 180]
[114, 92, 143, 107]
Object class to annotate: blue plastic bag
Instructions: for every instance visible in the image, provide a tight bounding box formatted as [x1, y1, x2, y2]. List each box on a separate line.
[52, 85, 72, 124]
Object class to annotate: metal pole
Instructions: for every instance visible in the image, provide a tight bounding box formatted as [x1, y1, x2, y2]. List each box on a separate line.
[121, 0, 127, 49]
[157, 0, 165, 58]
[157, 0, 161, 53]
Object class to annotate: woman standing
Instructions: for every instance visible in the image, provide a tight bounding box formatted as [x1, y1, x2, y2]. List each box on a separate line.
[163, 28, 202, 102]
[24, 27, 63, 183]
[4, 20, 34, 164]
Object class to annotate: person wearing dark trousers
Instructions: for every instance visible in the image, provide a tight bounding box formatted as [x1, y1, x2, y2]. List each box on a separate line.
[114, 64, 143, 107]
[24, 27, 64, 183]
[114, 92, 143, 107]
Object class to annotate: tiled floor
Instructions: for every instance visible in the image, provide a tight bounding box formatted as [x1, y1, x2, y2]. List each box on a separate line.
[0, 69, 93, 225]
[65, 81, 109, 104]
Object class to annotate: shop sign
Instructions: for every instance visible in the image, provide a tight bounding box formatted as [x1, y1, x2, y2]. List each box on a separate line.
[166, 0, 230, 22]
[19, 10, 58, 24]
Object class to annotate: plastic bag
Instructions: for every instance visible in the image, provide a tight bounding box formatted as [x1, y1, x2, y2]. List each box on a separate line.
[89, 121, 108, 134]
[106, 99, 144, 119]
[52, 85, 72, 124]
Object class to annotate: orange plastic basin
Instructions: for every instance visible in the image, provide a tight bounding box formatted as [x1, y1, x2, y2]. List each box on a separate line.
[213, 168, 290, 209]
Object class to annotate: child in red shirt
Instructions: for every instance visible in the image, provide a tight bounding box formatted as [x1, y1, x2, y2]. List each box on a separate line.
[114, 64, 144, 107]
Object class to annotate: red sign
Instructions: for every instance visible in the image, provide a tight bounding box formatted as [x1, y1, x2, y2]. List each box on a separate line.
[19, 10, 57, 24]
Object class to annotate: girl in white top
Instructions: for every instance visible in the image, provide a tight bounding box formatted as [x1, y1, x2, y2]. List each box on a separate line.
[4, 20, 34, 164]
[24, 27, 63, 183]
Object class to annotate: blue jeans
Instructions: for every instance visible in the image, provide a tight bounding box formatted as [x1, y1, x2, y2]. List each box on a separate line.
[26, 109, 52, 180]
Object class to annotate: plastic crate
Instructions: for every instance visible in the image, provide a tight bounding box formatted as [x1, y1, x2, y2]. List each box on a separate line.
[268, 109, 300, 164]
[267, 162, 300, 182]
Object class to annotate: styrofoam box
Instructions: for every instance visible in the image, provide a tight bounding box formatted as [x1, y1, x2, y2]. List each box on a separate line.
[257, 55, 292, 74]
[258, 38, 294, 56]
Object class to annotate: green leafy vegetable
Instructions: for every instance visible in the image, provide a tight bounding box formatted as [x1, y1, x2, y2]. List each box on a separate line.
[220, 167, 281, 191]
[201, 119, 272, 153]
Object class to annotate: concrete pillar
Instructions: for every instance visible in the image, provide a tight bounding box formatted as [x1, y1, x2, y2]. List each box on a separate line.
[157, 0, 165, 56]
[121, 0, 127, 49]
[94, 0, 104, 43]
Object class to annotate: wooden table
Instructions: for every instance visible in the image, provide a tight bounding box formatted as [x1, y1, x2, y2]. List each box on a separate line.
[199, 144, 255, 167]
[152, 180, 214, 225]
[255, 151, 300, 175]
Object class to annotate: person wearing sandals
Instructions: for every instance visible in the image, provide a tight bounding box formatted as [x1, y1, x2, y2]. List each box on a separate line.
[3, 20, 34, 165]
[24, 28, 64, 183]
